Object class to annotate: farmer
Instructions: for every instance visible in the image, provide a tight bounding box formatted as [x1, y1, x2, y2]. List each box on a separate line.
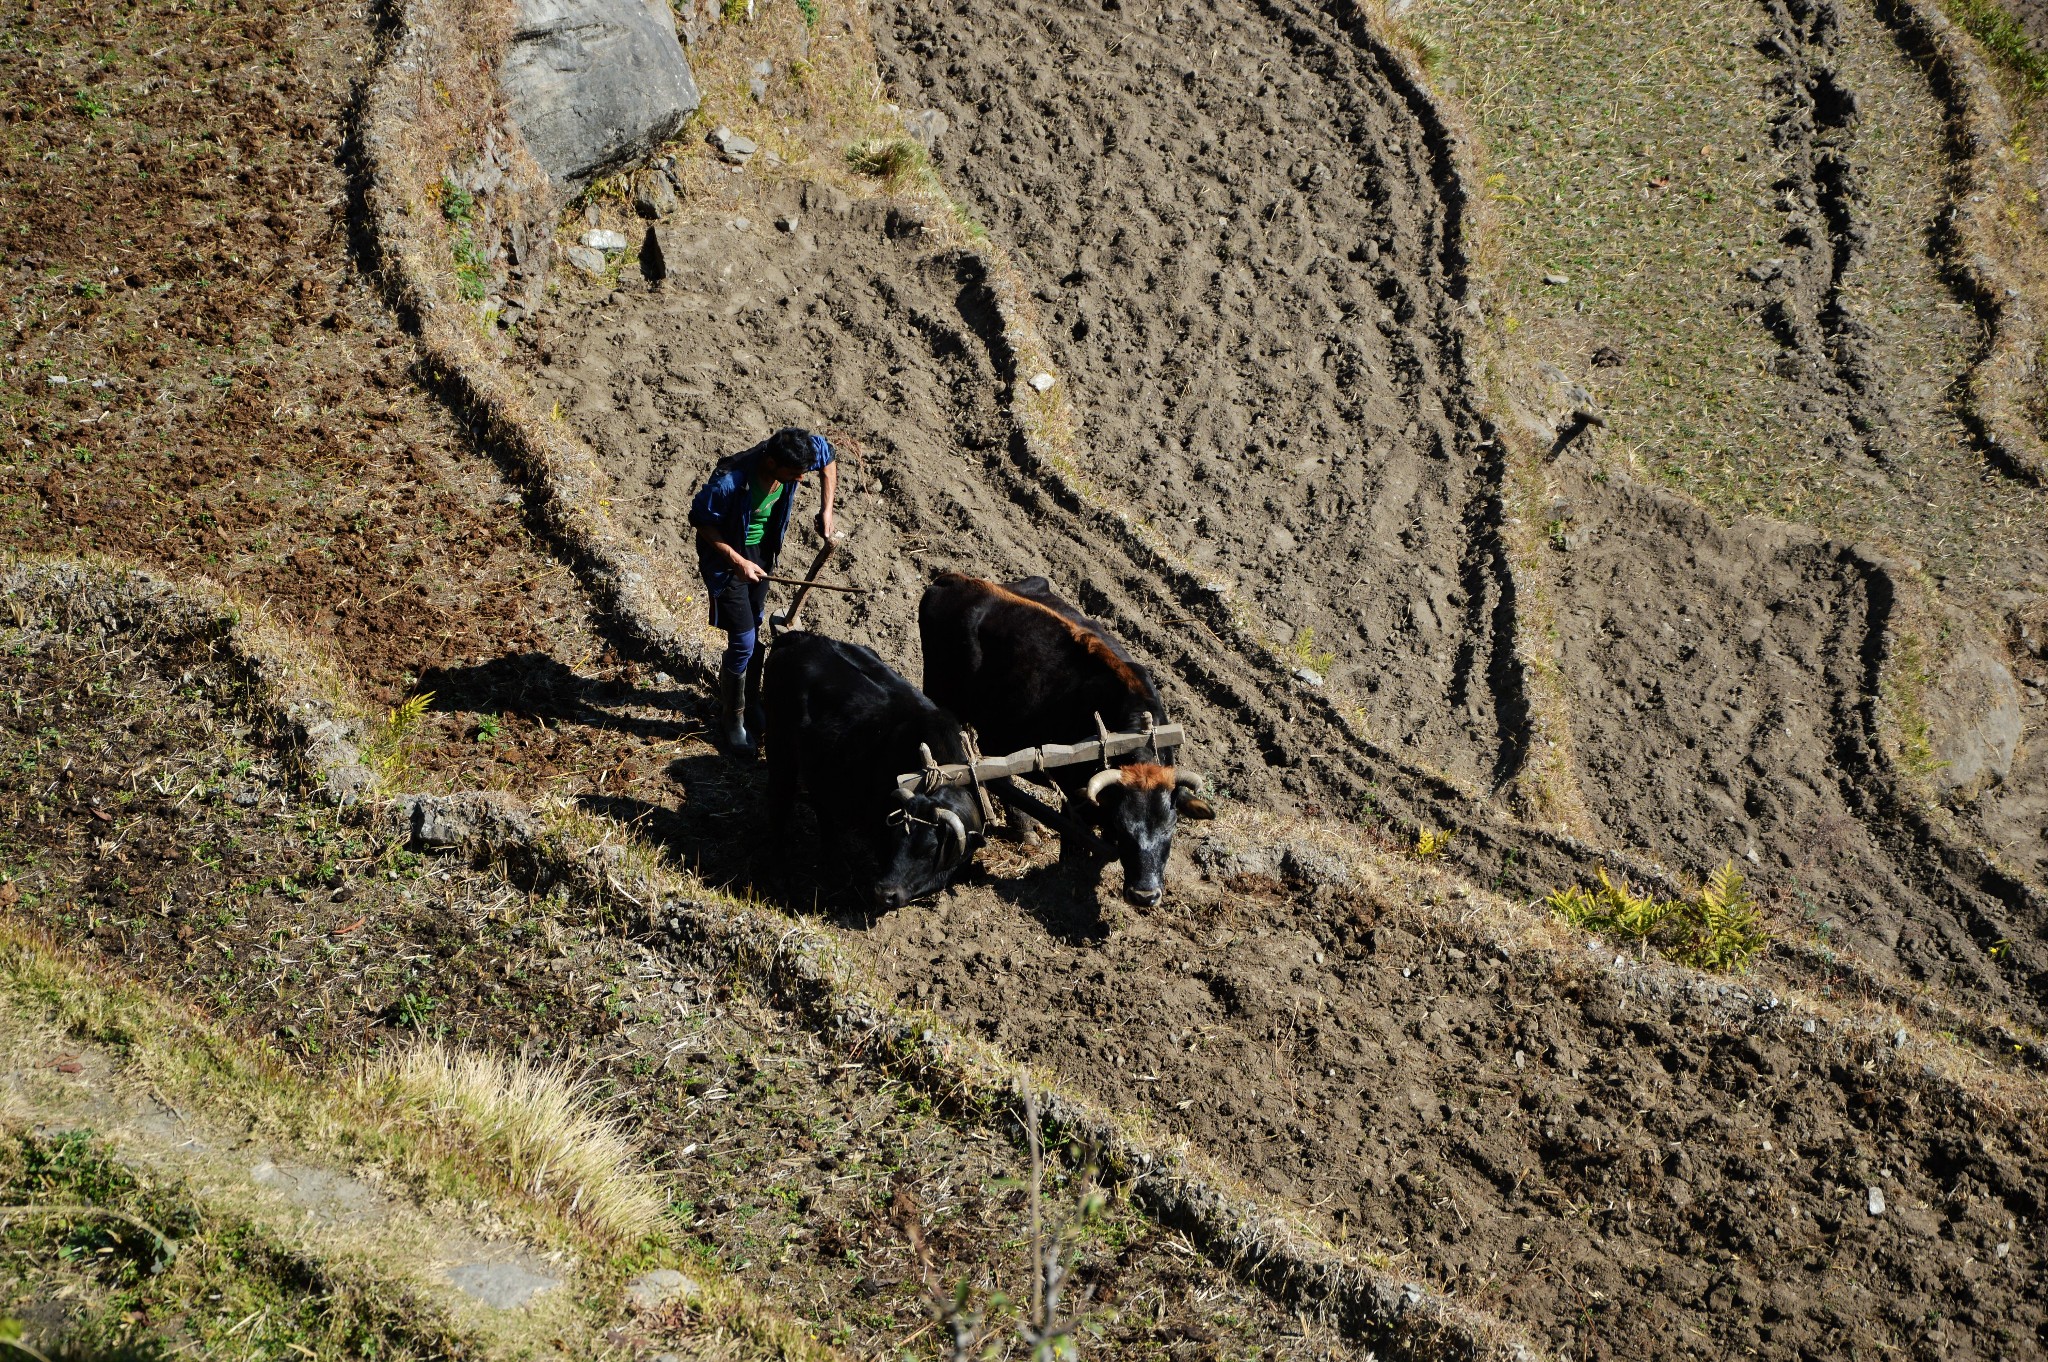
[690, 426, 838, 757]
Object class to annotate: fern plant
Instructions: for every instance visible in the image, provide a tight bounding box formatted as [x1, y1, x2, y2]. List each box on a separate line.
[1413, 827, 1454, 859]
[1671, 861, 1768, 971]
[1546, 861, 1767, 972]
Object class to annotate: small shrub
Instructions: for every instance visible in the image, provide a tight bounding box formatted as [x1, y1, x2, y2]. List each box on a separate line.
[439, 175, 475, 223]
[73, 89, 109, 119]
[366, 691, 434, 783]
[1413, 827, 1454, 858]
[1945, 0, 2048, 95]
[451, 228, 490, 302]
[795, 0, 820, 27]
[720, 0, 749, 21]
[1547, 861, 1768, 972]
[73, 280, 106, 300]
[473, 712, 501, 743]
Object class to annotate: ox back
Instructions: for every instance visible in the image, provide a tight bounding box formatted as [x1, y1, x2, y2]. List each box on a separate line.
[763, 631, 983, 910]
[918, 573, 1210, 908]
[918, 573, 1164, 755]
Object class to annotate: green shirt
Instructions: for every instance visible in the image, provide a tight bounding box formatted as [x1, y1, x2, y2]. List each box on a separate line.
[742, 475, 786, 548]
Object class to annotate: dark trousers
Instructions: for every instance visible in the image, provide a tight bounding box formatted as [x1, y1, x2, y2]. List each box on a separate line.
[709, 541, 773, 678]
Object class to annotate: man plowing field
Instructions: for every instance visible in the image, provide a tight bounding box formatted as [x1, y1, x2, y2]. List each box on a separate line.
[689, 427, 839, 757]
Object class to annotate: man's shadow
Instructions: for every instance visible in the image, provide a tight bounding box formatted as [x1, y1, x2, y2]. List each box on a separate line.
[419, 652, 700, 743]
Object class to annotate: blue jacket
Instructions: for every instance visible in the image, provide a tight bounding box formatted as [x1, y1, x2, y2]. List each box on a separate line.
[689, 432, 836, 595]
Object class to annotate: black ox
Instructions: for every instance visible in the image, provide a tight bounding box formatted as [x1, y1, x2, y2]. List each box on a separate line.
[764, 631, 986, 909]
[918, 573, 1213, 907]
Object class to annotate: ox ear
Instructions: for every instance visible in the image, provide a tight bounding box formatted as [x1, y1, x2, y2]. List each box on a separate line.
[1174, 772, 1216, 821]
[1085, 767, 1125, 805]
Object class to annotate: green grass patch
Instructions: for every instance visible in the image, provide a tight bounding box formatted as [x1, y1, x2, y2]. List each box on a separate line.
[1945, 0, 2048, 95]
[0, 1127, 458, 1361]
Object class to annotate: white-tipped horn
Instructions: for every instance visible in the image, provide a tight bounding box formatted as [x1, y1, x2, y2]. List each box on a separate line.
[1174, 771, 1205, 793]
[1085, 767, 1125, 804]
[935, 807, 968, 859]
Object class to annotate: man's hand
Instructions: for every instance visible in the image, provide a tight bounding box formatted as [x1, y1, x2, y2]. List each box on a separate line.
[734, 556, 768, 584]
[814, 506, 836, 541]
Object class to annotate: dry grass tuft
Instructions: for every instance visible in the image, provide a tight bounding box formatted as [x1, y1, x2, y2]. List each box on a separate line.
[844, 133, 932, 189]
[362, 1041, 667, 1245]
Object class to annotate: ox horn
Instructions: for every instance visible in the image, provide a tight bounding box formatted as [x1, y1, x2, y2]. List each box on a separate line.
[1085, 767, 1125, 804]
[1174, 771, 1206, 793]
[935, 807, 969, 860]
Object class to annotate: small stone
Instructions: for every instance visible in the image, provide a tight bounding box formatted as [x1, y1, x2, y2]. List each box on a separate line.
[1996, 1241, 2010, 1259]
[751, 59, 774, 76]
[904, 108, 950, 149]
[1293, 667, 1325, 688]
[565, 244, 606, 275]
[1281, 844, 1350, 887]
[729, 217, 751, 232]
[1513, 1049, 1525, 1069]
[1542, 272, 1569, 286]
[775, 213, 800, 233]
[1590, 344, 1626, 367]
[748, 77, 767, 102]
[652, 672, 674, 687]
[1028, 372, 1056, 392]
[626, 1268, 702, 1312]
[581, 228, 629, 252]
[709, 126, 758, 163]
[634, 175, 679, 219]
[1867, 1185, 1885, 1216]
[1894, 1028, 1909, 1048]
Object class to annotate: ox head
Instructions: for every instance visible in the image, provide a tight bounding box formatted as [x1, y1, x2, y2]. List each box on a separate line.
[873, 789, 984, 911]
[1083, 762, 1215, 906]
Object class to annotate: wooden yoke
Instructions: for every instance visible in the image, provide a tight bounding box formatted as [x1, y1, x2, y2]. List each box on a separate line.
[894, 723, 1184, 799]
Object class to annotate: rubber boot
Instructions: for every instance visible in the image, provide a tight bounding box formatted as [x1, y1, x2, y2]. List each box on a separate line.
[743, 652, 767, 751]
[719, 671, 755, 758]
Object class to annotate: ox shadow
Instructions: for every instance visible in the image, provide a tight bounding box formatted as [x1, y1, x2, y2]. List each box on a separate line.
[582, 754, 888, 917]
[982, 852, 1115, 946]
[417, 653, 700, 743]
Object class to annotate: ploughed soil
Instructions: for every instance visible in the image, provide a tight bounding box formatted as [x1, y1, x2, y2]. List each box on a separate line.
[519, 186, 2048, 1362]
[858, 0, 2048, 1011]
[0, 617, 1347, 1362]
[503, 0, 2048, 1355]
[0, 0, 597, 708]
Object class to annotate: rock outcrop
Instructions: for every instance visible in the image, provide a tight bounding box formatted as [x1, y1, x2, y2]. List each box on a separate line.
[500, 0, 699, 190]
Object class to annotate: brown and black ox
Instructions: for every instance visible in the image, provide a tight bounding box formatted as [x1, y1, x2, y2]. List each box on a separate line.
[764, 631, 985, 910]
[918, 573, 1213, 907]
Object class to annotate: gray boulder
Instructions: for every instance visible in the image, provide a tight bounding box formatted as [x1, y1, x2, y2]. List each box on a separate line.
[501, 0, 700, 190]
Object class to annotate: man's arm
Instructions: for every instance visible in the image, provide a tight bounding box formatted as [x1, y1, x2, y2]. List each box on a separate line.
[696, 524, 766, 582]
[814, 458, 838, 541]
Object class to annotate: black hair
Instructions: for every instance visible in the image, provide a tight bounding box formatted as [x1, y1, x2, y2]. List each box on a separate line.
[760, 426, 815, 474]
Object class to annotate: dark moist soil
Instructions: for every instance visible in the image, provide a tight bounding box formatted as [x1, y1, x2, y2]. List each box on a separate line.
[0, 625, 1349, 1362]
[0, 0, 597, 710]
[848, 846, 2048, 1362]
